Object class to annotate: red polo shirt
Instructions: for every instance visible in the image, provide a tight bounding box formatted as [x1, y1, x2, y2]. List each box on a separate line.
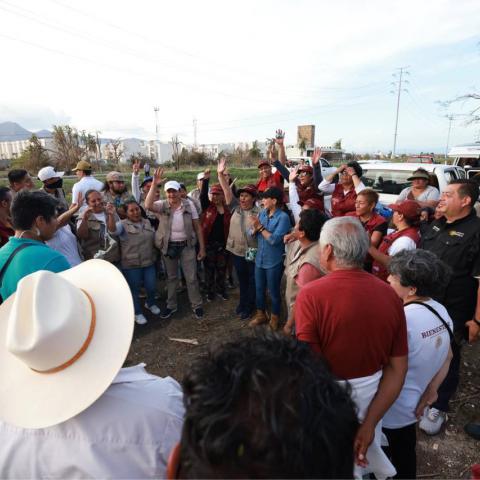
[295, 269, 407, 380]
[256, 170, 284, 193]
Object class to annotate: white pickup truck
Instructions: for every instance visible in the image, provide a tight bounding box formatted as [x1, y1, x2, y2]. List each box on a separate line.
[448, 142, 480, 179]
[358, 162, 466, 205]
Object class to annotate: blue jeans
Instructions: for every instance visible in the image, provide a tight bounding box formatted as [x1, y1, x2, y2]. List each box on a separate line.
[123, 264, 157, 315]
[232, 254, 256, 315]
[255, 263, 284, 315]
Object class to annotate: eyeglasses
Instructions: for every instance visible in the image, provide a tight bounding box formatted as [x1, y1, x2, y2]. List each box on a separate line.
[299, 171, 311, 176]
[339, 171, 350, 176]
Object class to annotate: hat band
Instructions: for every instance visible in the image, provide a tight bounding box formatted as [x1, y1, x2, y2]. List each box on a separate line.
[30, 289, 96, 375]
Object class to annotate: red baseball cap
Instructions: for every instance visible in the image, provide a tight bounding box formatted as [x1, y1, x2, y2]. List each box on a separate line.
[209, 184, 224, 195]
[237, 184, 258, 196]
[298, 165, 313, 174]
[388, 200, 421, 221]
[257, 160, 270, 169]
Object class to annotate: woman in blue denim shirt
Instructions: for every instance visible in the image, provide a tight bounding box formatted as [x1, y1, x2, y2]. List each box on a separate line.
[248, 187, 291, 330]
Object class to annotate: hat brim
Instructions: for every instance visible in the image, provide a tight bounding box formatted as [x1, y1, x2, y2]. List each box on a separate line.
[257, 162, 270, 168]
[0, 259, 134, 429]
[407, 175, 429, 181]
[237, 189, 257, 196]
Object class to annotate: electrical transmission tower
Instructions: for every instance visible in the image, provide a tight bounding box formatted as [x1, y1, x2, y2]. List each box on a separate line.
[391, 67, 410, 158]
[154, 106, 162, 164]
[444, 114, 455, 159]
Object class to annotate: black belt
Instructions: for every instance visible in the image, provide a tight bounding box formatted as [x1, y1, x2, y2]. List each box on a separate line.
[168, 241, 187, 246]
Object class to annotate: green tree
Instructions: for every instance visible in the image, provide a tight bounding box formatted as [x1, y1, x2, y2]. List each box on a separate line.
[12, 134, 50, 172]
[248, 140, 262, 158]
[333, 138, 342, 149]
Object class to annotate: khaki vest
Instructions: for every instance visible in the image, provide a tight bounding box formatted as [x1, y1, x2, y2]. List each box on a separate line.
[226, 206, 259, 257]
[79, 216, 120, 263]
[119, 218, 156, 269]
[154, 199, 197, 254]
[103, 191, 132, 206]
[284, 241, 322, 315]
[42, 187, 69, 212]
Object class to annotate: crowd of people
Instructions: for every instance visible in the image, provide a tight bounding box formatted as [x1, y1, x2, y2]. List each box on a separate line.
[0, 130, 480, 478]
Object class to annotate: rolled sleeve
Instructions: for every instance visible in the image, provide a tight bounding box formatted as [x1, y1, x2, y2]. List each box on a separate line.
[319, 179, 335, 194]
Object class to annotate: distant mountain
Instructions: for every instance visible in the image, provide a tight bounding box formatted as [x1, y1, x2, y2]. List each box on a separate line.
[35, 129, 52, 138]
[0, 121, 32, 141]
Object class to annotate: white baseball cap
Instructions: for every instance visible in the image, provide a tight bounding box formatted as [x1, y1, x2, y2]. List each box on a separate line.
[196, 172, 205, 181]
[37, 166, 65, 182]
[164, 180, 181, 191]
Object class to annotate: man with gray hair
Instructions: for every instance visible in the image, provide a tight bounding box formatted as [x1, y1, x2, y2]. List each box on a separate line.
[295, 217, 408, 478]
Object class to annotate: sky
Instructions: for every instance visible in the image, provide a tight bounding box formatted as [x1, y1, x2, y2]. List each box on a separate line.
[0, 0, 479, 153]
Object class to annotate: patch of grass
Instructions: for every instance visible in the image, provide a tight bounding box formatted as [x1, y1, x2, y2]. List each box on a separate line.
[0, 168, 260, 201]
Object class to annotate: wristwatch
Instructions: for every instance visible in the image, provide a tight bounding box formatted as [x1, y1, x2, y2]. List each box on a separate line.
[473, 318, 480, 327]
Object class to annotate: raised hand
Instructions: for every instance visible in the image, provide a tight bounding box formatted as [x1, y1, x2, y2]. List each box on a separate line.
[275, 129, 285, 145]
[217, 156, 227, 175]
[289, 165, 299, 183]
[132, 159, 140, 175]
[105, 203, 116, 216]
[153, 167, 165, 185]
[70, 192, 83, 212]
[311, 147, 323, 165]
[203, 168, 211, 180]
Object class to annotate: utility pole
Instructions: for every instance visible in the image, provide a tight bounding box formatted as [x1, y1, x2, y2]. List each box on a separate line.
[154, 106, 162, 164]
[391, 67, 409, 158]
[193, 117, 198, 151]
[445, 114, 454, 159]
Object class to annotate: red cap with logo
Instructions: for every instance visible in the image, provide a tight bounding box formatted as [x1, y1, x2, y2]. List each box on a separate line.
[388, 200, 421, 221]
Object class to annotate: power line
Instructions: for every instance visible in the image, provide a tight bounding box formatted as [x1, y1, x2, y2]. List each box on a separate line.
[0, 0, 389, 101]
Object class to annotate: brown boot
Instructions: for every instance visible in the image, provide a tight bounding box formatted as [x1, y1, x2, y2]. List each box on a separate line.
[248, 310, 267, 327]
[269, 314, 279, 331]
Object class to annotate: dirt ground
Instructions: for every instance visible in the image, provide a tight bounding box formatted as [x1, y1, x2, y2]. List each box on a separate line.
[125, 282, 480, 479]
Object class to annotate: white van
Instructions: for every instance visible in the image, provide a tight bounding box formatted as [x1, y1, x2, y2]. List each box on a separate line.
[359, 162, 466, 205]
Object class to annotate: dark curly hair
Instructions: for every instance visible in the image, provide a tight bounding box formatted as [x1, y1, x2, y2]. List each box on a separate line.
[179, 331, 358, 479]
[388, 249, 451, 297]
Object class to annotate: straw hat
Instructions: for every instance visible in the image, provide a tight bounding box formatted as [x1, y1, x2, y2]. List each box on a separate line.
[0, 260, 134, 429]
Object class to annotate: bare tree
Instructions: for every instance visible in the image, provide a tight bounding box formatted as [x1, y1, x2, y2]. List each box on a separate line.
[51, 125, 84, 171]
[171, 135, 181, 170]
[441, 92, 480, 126]
[108, 139, 123, 166]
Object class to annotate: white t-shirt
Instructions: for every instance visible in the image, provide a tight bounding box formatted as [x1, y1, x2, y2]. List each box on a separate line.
[158, 199, 199, 242]
[383, 299, 452, 428]
[397, 185, 440, 202]
[71, 176, 104, 207]
[46, 225, 82, 267]
[388, 236, 417, 256]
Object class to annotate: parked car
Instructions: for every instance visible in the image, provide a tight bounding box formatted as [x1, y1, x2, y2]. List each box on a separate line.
[359, 162, 466, 205]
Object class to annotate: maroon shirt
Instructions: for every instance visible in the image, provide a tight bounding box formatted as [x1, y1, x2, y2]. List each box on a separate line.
[295, 269, 408, 380]
[0, 220, 14, 248]
[331, 184, 357, 217]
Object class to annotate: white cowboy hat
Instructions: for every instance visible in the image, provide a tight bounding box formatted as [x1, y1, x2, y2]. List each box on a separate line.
[0, 259, 134, 429]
